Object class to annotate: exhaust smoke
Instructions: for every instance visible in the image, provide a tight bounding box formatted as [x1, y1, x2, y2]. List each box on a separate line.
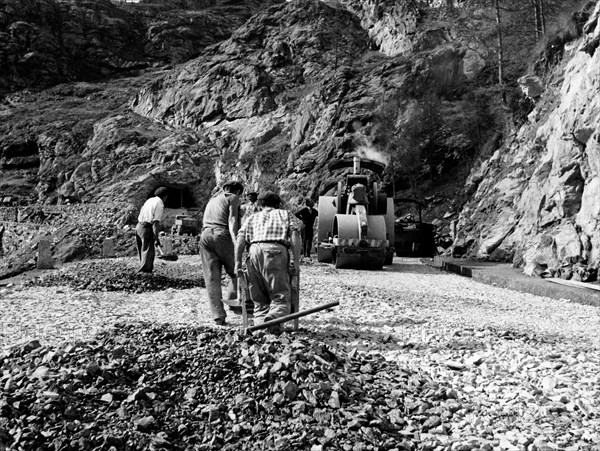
[355, 143, 389, 166]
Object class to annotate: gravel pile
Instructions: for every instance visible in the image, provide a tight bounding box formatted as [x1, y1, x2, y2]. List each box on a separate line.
[21, 259, 205, 293]
[1, 257, 599, 450]
[1, 323, 435, 451]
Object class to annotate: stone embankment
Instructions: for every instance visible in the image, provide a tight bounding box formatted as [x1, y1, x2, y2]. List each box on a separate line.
[0, 203, 134, 277]
[0, 202, 201, 279]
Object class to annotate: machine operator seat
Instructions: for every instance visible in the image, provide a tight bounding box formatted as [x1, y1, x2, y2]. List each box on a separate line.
[346, 183, 368, 214]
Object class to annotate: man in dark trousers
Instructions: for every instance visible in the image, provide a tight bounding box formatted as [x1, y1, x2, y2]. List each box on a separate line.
[136, 187, 168, 273]
[241, 191, 260, 217]
[200, 180, 244, 326]
[235, 191, 301, 333]
[295, 198, 318, 259]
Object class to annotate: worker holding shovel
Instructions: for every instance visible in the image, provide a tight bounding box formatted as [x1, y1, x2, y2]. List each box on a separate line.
[135, 187, 168, 274]
[200, 181, 244, 327]
[234, 191, 302, 334]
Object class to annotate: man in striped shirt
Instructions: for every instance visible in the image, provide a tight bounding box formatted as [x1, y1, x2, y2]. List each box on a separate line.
[234, 191, 301, 331]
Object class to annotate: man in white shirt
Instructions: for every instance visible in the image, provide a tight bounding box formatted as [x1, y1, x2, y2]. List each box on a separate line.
[136, 186, 168, 273]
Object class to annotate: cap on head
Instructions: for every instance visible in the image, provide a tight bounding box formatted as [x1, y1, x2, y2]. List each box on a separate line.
[247, 191, 258, 199]
[258, 191, 281, 207]
[154, 186, 168, 198]
[222, 181, 244, 193]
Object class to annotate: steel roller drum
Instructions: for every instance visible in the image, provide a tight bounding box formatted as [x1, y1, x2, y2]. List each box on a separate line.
[332, 214, 387, 269]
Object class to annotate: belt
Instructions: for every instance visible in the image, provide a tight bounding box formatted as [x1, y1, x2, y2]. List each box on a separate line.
[252, 240, 290, 248]
[138, 221, 152, 227]
[202, 225, 228, 231]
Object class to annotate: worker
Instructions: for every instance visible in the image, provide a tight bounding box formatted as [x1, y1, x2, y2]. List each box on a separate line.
[234, 191, 302, 333]
[295, 198, 318, 260]
[200, 180, 244, 327]
[241, 191, 260, 217]
[347, 183, 367, 211]
[136, 186, 168, 273]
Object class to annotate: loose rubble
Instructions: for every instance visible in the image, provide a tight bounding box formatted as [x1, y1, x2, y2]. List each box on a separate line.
[1, 258, 599, 450]
[0, 323, 432, 451]
[21, 259, 205, 293]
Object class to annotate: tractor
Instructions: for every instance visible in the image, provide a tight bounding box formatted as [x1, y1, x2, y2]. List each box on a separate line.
[316, 156, 395, 269]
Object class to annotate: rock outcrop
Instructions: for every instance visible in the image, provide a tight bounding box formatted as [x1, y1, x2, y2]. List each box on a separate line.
[0, 0, 280, 93]
[1, 0, 490, 208]
[130, 0, 479, 203]
[0, 0, 146, 93]
[1, 0, 598, 279]
[454, 2, 600, 274]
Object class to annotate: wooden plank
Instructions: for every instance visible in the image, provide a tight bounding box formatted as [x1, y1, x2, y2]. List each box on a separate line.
[547, 278, 600, 292]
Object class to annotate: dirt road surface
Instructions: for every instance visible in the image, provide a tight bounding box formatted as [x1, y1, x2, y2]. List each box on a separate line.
[1, 256, 599, 449]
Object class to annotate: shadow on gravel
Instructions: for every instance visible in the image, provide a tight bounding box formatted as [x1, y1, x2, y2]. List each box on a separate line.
[300, 324, 405, 349]
[383, 262, 440, 275]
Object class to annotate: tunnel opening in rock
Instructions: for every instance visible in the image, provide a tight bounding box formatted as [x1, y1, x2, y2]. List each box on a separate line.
[146, 185, 200, 234]
[147, 186, 197, 209]
[164, 186, 197, 209]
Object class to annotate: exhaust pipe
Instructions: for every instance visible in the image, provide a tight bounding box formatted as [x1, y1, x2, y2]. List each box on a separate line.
[353, 156, 361, 174]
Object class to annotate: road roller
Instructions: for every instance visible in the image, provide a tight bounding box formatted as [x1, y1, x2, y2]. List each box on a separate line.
[316, 156, 395, 269]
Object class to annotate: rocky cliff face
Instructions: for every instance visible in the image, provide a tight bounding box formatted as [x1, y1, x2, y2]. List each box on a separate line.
[0, 0, 282, 206]
[128, 0, 479, 204]
[0, 0, 145, 92]
[1, 0, 490, 208]
[0, 0, 278, 94]
[1, 0, 599, 278]
[454, 2, 600, 276]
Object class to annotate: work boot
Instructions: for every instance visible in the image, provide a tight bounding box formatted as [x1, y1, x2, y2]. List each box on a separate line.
[262, 316, 281, 335]
[214, 318, 227, 327]
[267, 325, 282, 335]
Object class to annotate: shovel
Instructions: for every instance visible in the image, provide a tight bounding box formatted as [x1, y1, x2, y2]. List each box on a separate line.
[156, 243, 178, 261]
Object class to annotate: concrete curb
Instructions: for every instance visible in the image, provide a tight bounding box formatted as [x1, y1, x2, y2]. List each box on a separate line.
[422, 257, 600, 308]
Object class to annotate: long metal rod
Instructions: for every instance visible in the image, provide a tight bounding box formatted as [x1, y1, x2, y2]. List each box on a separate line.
[248, 301, 340, 332]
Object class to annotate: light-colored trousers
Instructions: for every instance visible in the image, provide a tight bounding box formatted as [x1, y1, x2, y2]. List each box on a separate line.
[247, 242, 291, 324]
[200, 227, 237, 320]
